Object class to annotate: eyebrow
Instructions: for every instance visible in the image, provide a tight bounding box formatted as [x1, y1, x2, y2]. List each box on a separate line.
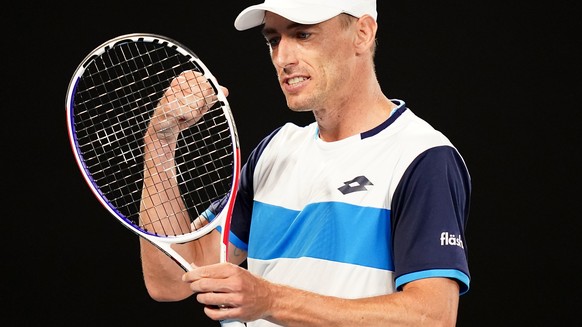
[262, 22, 307, 37]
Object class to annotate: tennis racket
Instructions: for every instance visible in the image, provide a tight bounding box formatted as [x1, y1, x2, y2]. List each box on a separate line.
[65, 33, 244, 327]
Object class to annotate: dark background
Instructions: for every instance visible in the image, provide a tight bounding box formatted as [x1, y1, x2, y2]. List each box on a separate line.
[3, 1, 580, 325]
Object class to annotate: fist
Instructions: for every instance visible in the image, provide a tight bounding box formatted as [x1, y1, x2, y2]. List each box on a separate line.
[149, 70, 218, 141]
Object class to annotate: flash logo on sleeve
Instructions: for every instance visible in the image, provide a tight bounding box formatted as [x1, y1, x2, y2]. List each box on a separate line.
[440, 232, 464, 249]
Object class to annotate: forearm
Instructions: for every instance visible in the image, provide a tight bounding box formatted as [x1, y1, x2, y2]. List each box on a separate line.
[265, 278, 459, 327]
[139, 132, 221, 299]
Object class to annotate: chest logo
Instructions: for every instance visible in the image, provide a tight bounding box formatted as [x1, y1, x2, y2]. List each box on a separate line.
[338, 176, 374, 195]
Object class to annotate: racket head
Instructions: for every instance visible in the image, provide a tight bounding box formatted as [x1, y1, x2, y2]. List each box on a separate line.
[65, 33, 240, 247]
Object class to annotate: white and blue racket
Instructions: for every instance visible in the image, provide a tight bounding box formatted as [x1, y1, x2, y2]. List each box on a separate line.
[65, 33, 243, 327]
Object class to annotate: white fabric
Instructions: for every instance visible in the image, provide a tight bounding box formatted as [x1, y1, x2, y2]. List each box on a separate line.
[234, 0, 377, 31]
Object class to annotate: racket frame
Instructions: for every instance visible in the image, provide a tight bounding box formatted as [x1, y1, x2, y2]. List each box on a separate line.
[65, 33, 241, 272]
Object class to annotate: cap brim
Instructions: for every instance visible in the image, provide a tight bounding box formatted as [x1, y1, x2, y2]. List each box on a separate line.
[234, 3, 342, 31]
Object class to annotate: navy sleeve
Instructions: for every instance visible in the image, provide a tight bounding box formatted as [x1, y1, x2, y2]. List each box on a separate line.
[229, 127, 283, 251]
[391, 146, 471, 294]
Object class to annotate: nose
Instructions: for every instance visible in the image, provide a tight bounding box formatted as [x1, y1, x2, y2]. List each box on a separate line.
[272, 37, 298, 70]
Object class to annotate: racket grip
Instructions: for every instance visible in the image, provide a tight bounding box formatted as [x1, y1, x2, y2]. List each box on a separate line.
[220, 320, 246, 326]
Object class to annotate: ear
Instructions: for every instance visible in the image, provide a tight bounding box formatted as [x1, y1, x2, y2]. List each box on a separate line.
[353, 15, 377, 55]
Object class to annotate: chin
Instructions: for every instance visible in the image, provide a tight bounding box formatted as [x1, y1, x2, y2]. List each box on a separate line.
[286, 99, 312, 112]
[287, 104, 313, 113]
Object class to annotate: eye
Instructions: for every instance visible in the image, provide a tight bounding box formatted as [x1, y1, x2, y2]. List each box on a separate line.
[265, 36, 280, 48]
[297, 32, 311, 40]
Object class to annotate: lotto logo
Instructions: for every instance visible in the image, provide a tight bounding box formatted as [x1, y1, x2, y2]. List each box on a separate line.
[337, 176, 373, 195]
[440, 232, 464, 249]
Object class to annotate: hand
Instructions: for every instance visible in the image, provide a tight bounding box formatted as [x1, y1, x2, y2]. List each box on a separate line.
[183, 263, 272, 323]
[148, 70, 218, 142]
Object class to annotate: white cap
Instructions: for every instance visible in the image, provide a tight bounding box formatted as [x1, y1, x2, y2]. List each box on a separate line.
[234, 0, 377, 31]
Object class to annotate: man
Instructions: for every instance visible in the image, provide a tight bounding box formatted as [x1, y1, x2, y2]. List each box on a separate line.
[139, 0, 471, 326]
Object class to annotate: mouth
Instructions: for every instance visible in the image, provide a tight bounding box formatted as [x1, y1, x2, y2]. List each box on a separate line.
[286, 76, 308, 86]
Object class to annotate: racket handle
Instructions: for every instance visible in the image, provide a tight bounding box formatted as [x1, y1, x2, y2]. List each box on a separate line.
[220, 320, 246, 326]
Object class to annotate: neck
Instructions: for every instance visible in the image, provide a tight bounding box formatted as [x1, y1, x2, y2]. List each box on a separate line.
[315, 77, 395, 142]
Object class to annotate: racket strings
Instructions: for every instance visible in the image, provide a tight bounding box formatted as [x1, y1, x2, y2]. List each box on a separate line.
[138, 71, 234, 237]
[140, 108, 234, 237]
[72, 39, 235, 238]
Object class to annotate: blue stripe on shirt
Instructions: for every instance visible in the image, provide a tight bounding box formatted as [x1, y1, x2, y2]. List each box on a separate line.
[248, 201, 394, 270]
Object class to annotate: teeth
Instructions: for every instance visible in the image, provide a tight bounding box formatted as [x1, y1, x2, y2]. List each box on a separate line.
[288, 77, 306, 85]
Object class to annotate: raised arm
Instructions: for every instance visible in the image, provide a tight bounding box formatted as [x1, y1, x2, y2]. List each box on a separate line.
[139, 71, 222, 301]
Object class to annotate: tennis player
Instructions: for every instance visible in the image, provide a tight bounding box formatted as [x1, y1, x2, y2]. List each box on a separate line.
[140, 1, 471, 326]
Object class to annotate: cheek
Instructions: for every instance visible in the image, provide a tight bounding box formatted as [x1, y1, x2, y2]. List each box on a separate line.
[319, 55, 347, 85]
[322, 41, 352, 71]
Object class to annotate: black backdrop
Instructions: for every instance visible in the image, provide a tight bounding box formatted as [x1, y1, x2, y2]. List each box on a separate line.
[3, 1, 580, 326]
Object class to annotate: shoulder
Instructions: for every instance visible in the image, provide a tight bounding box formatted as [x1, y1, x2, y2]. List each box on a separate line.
[243, 121, 316, 170]
[253, 122, 317, 156]
[393, 109, 454, 151]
